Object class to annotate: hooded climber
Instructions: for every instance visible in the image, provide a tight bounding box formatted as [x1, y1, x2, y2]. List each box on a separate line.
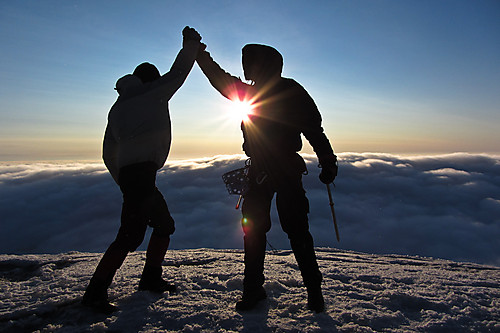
[196, 43, 338, 312]
[82, 27, 203, 314]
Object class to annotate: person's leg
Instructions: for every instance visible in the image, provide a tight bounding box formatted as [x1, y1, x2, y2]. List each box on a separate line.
[92, 200, 149, 278]
[82, 163, 153, 312]
[83, 201, 149, 313]
[276, 176, 324, 312]
[144, 188, 175, 266]
[290, 232, 324, 313]
[139, 188, 177, 293]
[236, 179, 273, 310]
[145, 231, 170, 268]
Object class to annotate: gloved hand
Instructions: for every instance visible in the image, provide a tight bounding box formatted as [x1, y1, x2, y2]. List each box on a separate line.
[319, 154, 338, 184]
[183, 26, 202, 46]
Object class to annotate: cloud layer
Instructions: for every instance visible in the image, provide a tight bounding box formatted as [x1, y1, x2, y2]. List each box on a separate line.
[1, 153, 499, 266]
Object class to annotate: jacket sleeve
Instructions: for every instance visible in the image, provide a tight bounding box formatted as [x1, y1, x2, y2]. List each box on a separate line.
[295, 86, 335, 159]
[102, 123, 120, 184]
[148, 40, 200, 100]
[196, 50, 250, 101]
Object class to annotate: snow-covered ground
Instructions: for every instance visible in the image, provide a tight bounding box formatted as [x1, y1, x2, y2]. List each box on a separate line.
[1, 248, 499, 332]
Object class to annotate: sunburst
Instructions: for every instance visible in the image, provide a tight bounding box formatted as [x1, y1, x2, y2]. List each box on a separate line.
[227, 99, 255, 122]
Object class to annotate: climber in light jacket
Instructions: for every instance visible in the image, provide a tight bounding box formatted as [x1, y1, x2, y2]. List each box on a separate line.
[82, 26, 203, 315]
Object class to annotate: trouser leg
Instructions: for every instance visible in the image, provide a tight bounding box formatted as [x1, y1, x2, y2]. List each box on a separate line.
[92, 240, 129, 283]
[290, 233, 325, 313]
[276, 178, 322, 288]
[240, 180, 273, 290]
[139, 185, 176, 293]
[89, 163, 157, 287]
[140, 231, 176, 293]
[237, 184, 271, 310]
[145, 188, 175, 267]
[83, 237, 130, 314]
[242, 231, 267, 289]
[276, 177, 324, 312]
[146, 233, 170, 267]
[290, 232, 322, 288]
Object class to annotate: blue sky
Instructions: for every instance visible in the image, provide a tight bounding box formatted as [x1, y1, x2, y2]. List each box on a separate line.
[0, 0, 499, 161]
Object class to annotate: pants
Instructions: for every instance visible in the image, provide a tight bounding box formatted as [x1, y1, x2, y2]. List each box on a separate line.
[92, 162, 175, 283]
[241, 163, 322, 290]
[117, 161, 175, 249]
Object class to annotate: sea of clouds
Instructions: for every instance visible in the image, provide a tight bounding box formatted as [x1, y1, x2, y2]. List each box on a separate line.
[0, 153, 499, 266]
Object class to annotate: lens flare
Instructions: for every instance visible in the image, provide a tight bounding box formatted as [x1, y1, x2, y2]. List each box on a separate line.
[242, 217, 251, 233]
[230, 99, 254, 122]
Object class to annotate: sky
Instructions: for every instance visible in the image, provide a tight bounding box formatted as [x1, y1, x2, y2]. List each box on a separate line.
[0, 0, 499, 161]
[1, 153, 499, 266]
[1, 249, 499, 332]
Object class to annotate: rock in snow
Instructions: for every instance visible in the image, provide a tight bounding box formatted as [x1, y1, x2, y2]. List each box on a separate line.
[0, 248, 499, 332]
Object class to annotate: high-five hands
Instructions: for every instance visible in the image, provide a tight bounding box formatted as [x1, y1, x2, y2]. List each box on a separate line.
[183, 26, 202, 47]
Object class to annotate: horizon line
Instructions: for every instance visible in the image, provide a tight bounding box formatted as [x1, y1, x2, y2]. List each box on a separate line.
[1, 151, 499, 165]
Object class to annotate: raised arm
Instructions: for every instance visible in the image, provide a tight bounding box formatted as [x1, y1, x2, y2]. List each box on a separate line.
[196, 48, 251, 101]
[148, 27, 202, 100]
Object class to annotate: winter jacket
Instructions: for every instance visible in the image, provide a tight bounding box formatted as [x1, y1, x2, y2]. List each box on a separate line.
[103, 41, 199, 183]
[197, 46, 334, 176]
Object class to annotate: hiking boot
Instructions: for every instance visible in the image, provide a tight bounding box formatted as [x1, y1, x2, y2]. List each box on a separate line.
[82, 277, 118, 315]
[138, 264, 177, 293]
[82, 297, 118, 315]
[307, 286, 325, 313]
[235, 286, 267, 311]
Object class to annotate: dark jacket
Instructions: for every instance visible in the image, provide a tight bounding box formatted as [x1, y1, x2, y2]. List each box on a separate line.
[197, 45, 334, 176]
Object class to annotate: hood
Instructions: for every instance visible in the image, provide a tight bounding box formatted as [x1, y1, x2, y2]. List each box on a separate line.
[242, 44, 283, 82]
[114, 74, 144, 97]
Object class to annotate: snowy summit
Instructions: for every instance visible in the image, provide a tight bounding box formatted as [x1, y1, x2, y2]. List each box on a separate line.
[1, 248, 499, 332]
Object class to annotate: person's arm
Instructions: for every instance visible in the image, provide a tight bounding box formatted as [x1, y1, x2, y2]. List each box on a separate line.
[196, 48, 250, 101]
[148, 27, 202, 100]
[296, 85, 338, 183]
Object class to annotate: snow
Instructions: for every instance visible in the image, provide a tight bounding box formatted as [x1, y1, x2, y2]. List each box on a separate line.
[1, 248, 499, 332]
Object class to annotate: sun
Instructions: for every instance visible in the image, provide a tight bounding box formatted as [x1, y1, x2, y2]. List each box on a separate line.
[227, 99, 255, 122]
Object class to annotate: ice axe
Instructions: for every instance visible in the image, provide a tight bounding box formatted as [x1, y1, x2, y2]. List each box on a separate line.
[326, 183, 340, 242]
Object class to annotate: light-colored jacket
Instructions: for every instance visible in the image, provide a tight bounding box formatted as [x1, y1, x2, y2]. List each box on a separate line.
[103, 41, 199, 183]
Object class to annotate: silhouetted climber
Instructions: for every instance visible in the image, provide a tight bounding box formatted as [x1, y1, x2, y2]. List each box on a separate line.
[82, 27, 203, 314]
[197, 43, 338, 312]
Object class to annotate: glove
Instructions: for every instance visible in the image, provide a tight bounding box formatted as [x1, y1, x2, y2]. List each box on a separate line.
[319, 154, 338, 184]
[182, 26, 202, 45]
